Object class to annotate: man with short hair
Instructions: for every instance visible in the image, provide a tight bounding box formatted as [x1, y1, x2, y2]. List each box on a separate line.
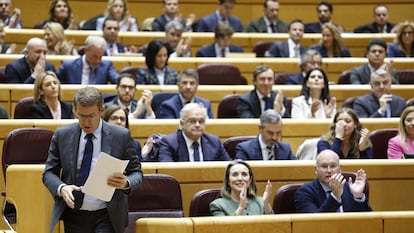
[43, 86, 143, 233]
[104, 73, 155, 119]
[304, 1, 344, 33]
[350, 38, 398, 84]
[152, 0, 195, 32]
[286, 49, 322, 84]
[0, 0, 22, 28]
[196, 0, 243, 32]
[295, 149, 372, 213]
[102, 17, 129, 56]
[265, 19, 306, 58]
[238, 65, 290, 118]
[244, 0, 288, 33]
[57, 35, 119, 84]
[165, 20, 192, 57]
[158, 103, 231, 162]
[157, 69, 213, 119]
[236, 109, 296, 160]
[354, 4, 396, 33]
[353, 69, 406, 118]
[196, 22, 243, 57]
[5, 37, 55, 83]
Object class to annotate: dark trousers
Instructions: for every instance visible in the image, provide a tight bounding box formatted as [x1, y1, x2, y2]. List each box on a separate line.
[62, 208, 115, 233]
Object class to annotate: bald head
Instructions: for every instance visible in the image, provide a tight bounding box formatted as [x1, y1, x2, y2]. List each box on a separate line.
[315, 149, 341, 185]
[24, 37, 47, 67]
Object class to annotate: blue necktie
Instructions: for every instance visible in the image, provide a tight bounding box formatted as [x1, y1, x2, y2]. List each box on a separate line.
[263, 96, 272, 110]
[386, 103, 391, 118]
[74, 133, 94, 210]
[193, 142, 200, 162]
[88, 68, 95, 84]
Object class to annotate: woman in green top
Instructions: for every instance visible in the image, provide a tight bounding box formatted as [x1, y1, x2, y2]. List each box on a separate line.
[210, 160, 273, 216]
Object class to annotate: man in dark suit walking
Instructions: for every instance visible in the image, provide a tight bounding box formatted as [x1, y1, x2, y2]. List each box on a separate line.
[353, 69, 406, 118]
[158, 103, 231, 162]
[43, 86, 143, 233]
[235, 109, 296, 160]
[244, 0, 288, 33]
[295, 149, 372, 213]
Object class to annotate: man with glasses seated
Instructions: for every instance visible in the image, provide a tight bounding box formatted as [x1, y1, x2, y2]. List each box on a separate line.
[235, 109, 296, 160]
[295, 149, 372, 213]
[158, 103, 230, 162]
[104, 73, 155, 119]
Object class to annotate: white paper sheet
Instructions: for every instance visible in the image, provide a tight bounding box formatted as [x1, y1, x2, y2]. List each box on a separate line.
[82, 152, 129, 201]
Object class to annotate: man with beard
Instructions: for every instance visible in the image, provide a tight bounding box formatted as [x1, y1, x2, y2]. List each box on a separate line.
[102, 17, 136, 56]
[265, 19, 307, 58]
[104, 73, 155, 119]
[157, 69, 213, 118]
[158, 103, 230, 162]
[304, 1, 344, 33]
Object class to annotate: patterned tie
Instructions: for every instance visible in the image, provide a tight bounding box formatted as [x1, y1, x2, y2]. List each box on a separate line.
[263, 96, 272, 110]
[266, 146, 273, 160]
[88, 67, 96, 84]
[193, 141, 200, 162]
[74, 133, 94, 210]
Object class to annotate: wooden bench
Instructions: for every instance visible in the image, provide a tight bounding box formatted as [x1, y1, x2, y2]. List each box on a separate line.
[6, 160, 414, 232]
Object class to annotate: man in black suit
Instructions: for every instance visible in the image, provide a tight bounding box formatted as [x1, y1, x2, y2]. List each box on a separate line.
[353, 69, 406, 118]
[304, 1, 344, 33]
[265, 19, 306, 58]
[286, 49, 323, 85]
[238, 65, 290, 118]
[244, 0, 288, 33]
[5, 37, 55, 83]
[102, 17, 132, 56]
[354, 4, 396, 33]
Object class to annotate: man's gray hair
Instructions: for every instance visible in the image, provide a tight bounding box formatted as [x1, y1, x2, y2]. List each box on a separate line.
[299, 49, 321, 69]
[74, 86, 103, 109]
[179, 103, 207, 120]
[259, 109, 282, 127]
[165, 20, 184, 32]
[85, 35, 107, 49]
[178, 68, 199, 83]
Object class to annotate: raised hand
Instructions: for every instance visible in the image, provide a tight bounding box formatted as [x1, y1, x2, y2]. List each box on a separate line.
[348, 169, 366, 198]
[311, 98, 321, 118]
[335, 119, 345, 140]
[358, 128, 370, 151]
[328, 173, 345, 199]
[262, 180, 273, 214]
[324, 97, 336, 118]
[273, 89, 284, 113]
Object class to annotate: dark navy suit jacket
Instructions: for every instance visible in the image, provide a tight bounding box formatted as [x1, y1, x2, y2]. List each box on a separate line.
[309, 44, 351, 57]
[350, 64, 398, 84]
[237, 89, 291, 118]
[235, 136, 296, 160]
[158, 129, 231, 162]
[5, 57, 55, 83]
[295, 178, 372, 213]
[286, 73, 305, 85]
[196, 13, 243, 32]
[30, 101, 74, 119]
[56, 56, 118, 84]
[354, 22, 396, 33]
[195, 43, 243, 57]
[157, 95, 213, 119]
[151, 15, 187, 31]
[304, 22, 322, 33]
[104, 42, 127, 56]
[388, 43, 414, 58]
[353, 92, 407, 118]
[266, 41, 306, 57]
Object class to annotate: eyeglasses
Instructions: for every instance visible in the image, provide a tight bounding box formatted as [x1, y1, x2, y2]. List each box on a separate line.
[317, 163, 339, 170]
[110, 116, 126, 122]
[183, 118, 205, 125]
[76, 113, 99, 121]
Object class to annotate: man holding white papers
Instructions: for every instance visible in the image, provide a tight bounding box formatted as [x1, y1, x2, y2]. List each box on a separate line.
[43, 86, 143, 233]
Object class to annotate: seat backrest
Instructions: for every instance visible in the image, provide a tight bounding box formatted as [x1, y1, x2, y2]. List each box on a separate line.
[252, 41, 273, 57]
[197, 64, 247, 85]
[337, 70, 352, 84]
[189, 188, 221, 217]
[342, 96, 357, 109]
[125, 174, 183, 233]
[120, 66, 140, 77]
[141, 17, 155, 31]
[151, 92, 178, 116]
[273, 183, 303, 213]
[2, 128, 54, 182]
[217, 94, 240, 118]
[296, 138, 319, 160]
[14, 97, 34, 119]
[397, 70, 414, 84]
[286, 97, 293, 116]
[223, 135, 256, 159]
[0, 66, 6, 83]
[275, 72, 299, 84]
[368, 128, 399, 159]
[342, 171, 369, 199]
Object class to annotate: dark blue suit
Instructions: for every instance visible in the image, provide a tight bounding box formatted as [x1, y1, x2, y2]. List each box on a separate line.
[353, 92, 407, 118]
[195, 43, 243, 57]
[196, 13, 243, 32]
[56, 56, 118, 84]
[158, 129, 231, 162]
[304, 22, 322, 33]
[266, 41, 306, 57]
[295, 178, 372, 213]
[309, 44, 351, 57]
[286, 73, 304, 85]
[387, 43, 414, 58]
[354, 22, 396, 33]
[30, 101, 74, 119]
[104, 42, 127, 56]
[237, 89, 291, 118]
[151, 15, 187, 31]
[157, 95, 213, 119]
[235, 136, 296, 160]
[5, 57, 55, 83]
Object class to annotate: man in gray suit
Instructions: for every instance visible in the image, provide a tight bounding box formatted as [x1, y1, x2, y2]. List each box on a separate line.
[350, 38, 398, 84]
[244, 0, 288, 33]
[43, 86, 143, 233]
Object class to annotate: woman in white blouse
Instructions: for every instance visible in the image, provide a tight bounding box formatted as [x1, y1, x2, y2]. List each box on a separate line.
[292, 67, 336, 119]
